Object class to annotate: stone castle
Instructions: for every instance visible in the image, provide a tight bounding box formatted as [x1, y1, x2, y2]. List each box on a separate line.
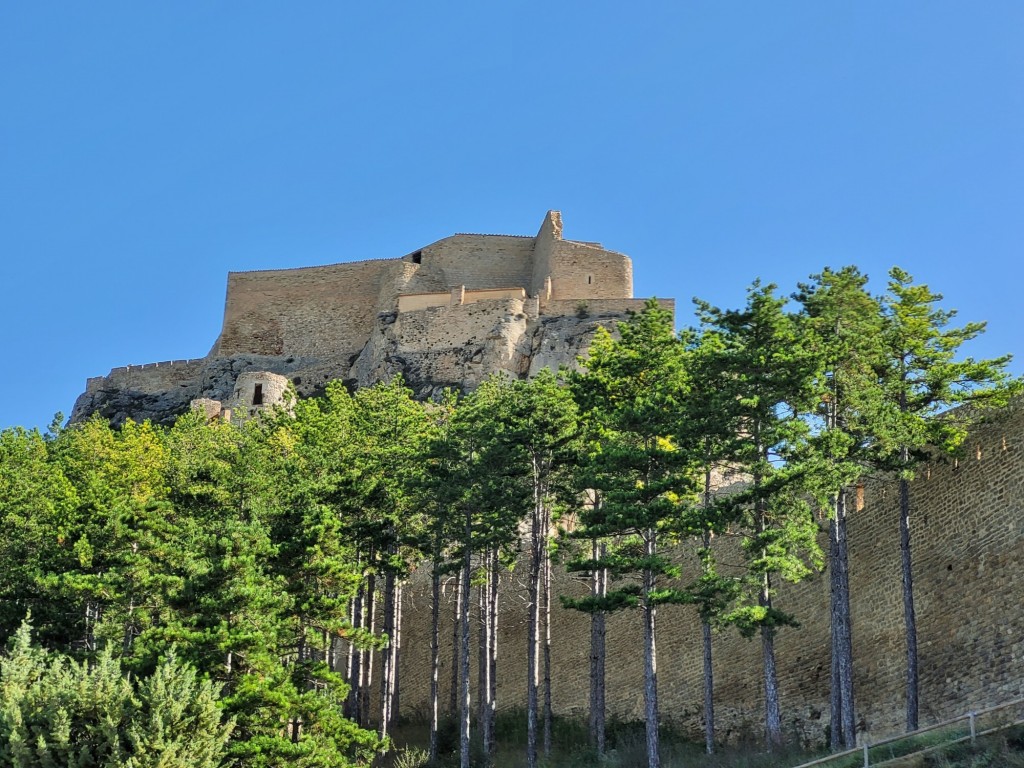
[69, 212, 1024, 747]
[71, 211, 671, 425]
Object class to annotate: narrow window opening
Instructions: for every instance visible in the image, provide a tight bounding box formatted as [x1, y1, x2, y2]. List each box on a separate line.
[411, 250, 422, 264]
[253, 384, 264, 406]
[587, 274, 593, 284]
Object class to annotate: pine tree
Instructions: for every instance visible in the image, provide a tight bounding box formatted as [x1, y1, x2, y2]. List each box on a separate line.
[569, 302, 696, 768]
[875, 267, 1020, 731]
[697, 282, 822, 748]
[796, 267, 886, 750]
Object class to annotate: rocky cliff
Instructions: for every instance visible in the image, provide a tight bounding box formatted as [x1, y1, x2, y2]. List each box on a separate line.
[70, 301, 631, 426]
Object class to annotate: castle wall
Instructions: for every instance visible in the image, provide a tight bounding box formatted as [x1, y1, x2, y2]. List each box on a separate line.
[395, 402, 1024, 746]
[531, 210, 562, 297]
[214, 261, 397, 358]
[420, 235, 536, 292]
[86, 359, 207, 395]
[549, 240, 633, 300]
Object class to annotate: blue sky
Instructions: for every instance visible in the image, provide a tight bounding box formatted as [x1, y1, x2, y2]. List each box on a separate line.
[2, 3, 1022, 430]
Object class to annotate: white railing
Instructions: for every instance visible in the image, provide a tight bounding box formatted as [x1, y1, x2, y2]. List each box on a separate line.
[790, 697, 1024, 768]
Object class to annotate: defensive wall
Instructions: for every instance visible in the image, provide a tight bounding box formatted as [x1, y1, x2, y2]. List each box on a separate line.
[83, 359, 207, 395]
[211, 259, 397, 358]
[209, 210, 634, 362]
[75, 210, 652, 425]
[395, 401, 1024, 746]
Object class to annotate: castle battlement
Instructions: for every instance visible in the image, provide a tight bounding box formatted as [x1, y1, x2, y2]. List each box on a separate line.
[72, 212, 669, 426]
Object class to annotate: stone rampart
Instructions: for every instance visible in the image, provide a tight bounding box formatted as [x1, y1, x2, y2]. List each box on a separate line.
[213, 260, 397, 358]
[420, 235, 536, 292]
[395, 401, 1024, 747]
[549, 240, 633, 301]
[85, 359, 207, 394]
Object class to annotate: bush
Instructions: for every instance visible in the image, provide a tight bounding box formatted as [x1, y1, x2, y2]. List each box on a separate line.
[0, 622, 234, 768]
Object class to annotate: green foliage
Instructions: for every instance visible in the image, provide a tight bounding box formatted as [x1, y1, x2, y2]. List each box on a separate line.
[0, 263, 1017, 764]
[695, 282, 824, 632]
[0, 622, 233, 768]
[875, 266, 1022, 471]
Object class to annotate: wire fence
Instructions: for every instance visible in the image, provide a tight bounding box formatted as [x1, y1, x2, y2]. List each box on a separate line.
[790, 697, 1024, 768]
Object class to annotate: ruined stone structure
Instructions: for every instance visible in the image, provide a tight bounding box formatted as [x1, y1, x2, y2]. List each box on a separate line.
[397, 402, 1024, 746]
[69, 211, 1023, 748]
[72, 212, 671, 425]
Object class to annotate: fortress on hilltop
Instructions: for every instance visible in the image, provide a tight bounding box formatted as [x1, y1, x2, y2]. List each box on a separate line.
[72, 211, 672, 425]
[69, 211, 1024, 748]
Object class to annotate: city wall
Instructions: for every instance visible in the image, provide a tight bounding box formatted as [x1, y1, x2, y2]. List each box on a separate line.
[395, 401, 1024, 746]
[212, 260, 398, 358]
[84, 359, 207, 394]
[547, 240, 633, 301]
[419, 235, 536, 292]
[210, 212, 636, 363]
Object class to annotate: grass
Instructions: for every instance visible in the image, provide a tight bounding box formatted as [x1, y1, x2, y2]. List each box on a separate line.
[379, 714, 1024, 768]
[382, 710, 819, 768]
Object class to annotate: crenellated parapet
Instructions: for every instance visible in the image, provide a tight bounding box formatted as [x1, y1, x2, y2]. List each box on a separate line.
[73, 212, 667, 426]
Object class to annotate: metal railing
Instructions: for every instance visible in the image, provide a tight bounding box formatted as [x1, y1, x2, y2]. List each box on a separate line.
[790, 697, 1024, 768]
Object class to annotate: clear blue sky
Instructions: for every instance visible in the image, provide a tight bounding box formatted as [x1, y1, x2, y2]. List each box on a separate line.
[2, 3, 1022, 430]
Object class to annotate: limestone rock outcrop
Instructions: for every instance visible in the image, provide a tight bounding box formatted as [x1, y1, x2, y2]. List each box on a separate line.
[72, 212, 672, 425]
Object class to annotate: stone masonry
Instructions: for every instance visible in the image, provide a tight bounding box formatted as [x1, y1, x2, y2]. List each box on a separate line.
[71, 212, 670, 425]
[394, 402, 1024, 746]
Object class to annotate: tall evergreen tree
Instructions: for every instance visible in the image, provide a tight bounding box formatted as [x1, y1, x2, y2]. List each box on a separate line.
[796, 267, 886, 750]
[570, 302, 696, 768]
[875, 267, 1019, 731]
[696, 282, 822, 748]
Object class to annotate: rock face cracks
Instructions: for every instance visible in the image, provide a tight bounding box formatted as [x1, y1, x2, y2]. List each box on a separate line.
[70, 304, 629, 426]
[71, 212, 672, 425]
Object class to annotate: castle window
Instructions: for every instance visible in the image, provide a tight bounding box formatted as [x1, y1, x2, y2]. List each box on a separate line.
[253, 384, 263, 406]
[587, 275, 593, 285]
[411, 250, 422, 264]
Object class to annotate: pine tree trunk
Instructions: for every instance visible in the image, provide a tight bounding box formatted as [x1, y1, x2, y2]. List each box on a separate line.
[900, 473, 919, 731]
[761, 570, 782, 748]
[346, 584, 363, 723]
[379, 570, 396, 740]
[361, 567, 377, 728]
[542, 511, 553, 758]
[478, 552, 492, 756]
[526, 464, 542, 768]
[702, 619, 715, 754]
[430, 562, 441, 762]
[830, 492, 856, 748]
[450, 569, 462, 716]
[701, 466, 716, 755]
[460, 513, 473, 768]
[394, 583, 403, 723]
[589, 539, 607, 758]
[488, 547, 499, 759]
[642, 554, 661, 768]
[829, 531, 843, 751]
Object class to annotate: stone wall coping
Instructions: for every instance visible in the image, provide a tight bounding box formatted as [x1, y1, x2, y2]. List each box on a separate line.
[226, 256, 399, 277]
[398, 286, 526, 298]
[107, 359, 201, 375]
[452, 232, 534, 239]
[226, 232, 538, 278]
[558, 239, 627, 258]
